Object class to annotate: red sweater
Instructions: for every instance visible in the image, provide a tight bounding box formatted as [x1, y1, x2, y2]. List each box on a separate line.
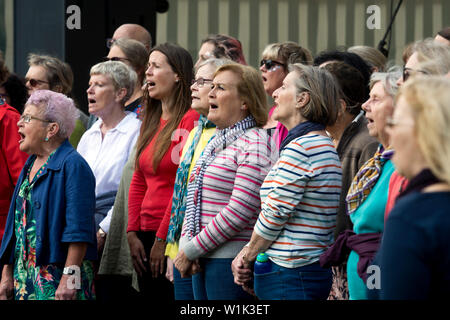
[384, 170, 409, 222]
[0, 103, 28, 242]
[127, 109, 199, 232]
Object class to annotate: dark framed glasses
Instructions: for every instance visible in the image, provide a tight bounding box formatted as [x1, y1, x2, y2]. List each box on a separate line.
[402, 66, 428, 82]
[260, 59, 285, 71]
[191, 77, 213, 87]
[20, 114, 52, 124]
[103, 56, 131, 63]
[25, 78, 49, 88]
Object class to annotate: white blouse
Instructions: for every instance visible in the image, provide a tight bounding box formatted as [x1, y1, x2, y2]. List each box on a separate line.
[77, 112, 141, 232]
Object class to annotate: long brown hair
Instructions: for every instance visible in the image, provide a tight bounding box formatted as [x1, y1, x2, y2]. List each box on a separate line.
[135, 43, 194, 171]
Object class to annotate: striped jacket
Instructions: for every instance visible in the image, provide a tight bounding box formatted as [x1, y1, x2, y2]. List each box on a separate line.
[254, 134, 342, 268]
[180, 127, 277, 259]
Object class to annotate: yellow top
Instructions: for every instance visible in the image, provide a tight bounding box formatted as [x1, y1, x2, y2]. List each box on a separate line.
[165, 125, 216, 259]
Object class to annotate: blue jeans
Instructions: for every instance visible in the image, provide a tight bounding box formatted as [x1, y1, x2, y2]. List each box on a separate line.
[173, 267, 194, 300]
[192, 258, 253, 300]
[254, 261, 332, 300]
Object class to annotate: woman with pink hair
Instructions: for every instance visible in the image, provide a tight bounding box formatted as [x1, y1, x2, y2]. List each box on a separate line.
[0, 90, 97, 300]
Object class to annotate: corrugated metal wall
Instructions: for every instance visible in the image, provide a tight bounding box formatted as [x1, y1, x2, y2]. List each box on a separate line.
[156, 0, 450, 67]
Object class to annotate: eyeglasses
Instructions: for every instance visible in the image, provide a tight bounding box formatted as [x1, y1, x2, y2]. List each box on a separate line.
[106, 38, 115, 49]
[260, 59, 285, 71]
[191, 77, 213, 87]
[402, 66, 428, 82]
[103, 56, 131, 63]
[25, 78, 49, 88]
[19, 114, 53, 124]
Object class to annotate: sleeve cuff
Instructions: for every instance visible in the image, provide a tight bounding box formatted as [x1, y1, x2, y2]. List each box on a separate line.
[99, 207, 113, 234]
[182, 239, 202, 260]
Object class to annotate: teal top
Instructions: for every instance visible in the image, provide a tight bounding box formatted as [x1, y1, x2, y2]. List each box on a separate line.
[347, 160, 395, 300]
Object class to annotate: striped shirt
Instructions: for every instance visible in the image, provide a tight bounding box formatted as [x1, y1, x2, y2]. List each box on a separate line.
[254, 134, 342, 268]
[180, 128, 278, 259]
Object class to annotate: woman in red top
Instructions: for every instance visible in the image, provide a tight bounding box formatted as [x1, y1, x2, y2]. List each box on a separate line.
[127, 43, 199, 299]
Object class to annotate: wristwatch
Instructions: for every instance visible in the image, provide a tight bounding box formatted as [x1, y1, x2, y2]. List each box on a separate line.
[63, 266, 77, 275]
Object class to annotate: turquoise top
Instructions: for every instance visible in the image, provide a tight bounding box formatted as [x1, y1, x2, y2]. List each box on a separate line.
[347, 160, 395, 300]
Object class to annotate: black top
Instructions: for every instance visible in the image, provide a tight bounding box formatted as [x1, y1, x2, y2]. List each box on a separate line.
[368, 191, 450, 299]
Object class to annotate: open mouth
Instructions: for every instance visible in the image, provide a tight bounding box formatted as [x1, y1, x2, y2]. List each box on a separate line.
[209, 103, 218, 110]
[262, 75, 267, 82]
[18, 131, 25, 143]
[147, 81, 156, 88]
[88, 98, 96, 104]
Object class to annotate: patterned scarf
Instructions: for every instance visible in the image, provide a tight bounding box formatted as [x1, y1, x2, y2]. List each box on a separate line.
[346, 144, 394, 215]
[166, 115, 216, 244]
[183, 115, 257, 240]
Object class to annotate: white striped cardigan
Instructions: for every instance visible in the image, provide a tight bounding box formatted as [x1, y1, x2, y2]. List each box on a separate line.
[254, 134, 342, 268]
[180, 127, 278, 260]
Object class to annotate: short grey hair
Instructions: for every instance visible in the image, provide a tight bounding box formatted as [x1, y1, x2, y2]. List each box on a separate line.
[90, 61, 137, 104]
[196, 57, 234, 72]
[288, 63, 341, 126]
[369, 66, 402, 97]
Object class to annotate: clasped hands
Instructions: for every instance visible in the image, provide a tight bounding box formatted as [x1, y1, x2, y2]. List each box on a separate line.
[173, 249, 201, 278]
[231, 247, 255, 295]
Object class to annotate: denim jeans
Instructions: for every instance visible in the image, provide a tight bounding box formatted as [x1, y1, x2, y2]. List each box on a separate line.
[192, 258, 253, 300]
[173, 267, 195, 300]
[254, 260, 332, 300]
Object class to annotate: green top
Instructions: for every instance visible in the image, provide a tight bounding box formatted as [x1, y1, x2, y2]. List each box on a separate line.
[347, 159, 395, 300]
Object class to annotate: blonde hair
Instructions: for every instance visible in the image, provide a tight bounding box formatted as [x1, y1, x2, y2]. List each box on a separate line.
[416, 49, 450, 76]
[262, 41, 313, 66]
[396, 76, 450, 185]
[214, 63, 268, 127]
[412, 38, 450, 66]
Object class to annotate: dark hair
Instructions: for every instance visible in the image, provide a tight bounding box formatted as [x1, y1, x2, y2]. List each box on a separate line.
[437, 26, 450, 41]
[135, 42, 194, 171]
[313, 50, 371, 100]
[323, 61, 366, 116]
[0, 50, 10, 85]
[201, 34, 247, 65]
[1, 74, 28, 114]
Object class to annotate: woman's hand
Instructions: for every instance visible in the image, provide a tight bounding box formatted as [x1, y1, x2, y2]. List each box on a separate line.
[231, 247, 253, 286]
[55, 275, 77, 300]
[0, 265, 14, 300]
[166, 258, 174, 283]
[150, 239, 166, 278]
[127, 232, 147, 276]
[173, 249, 193, 278]
[96, 229, 107, 256]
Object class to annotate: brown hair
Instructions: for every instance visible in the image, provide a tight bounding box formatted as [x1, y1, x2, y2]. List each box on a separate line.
[135, 43, 194, 171]
[289, 64, 341, 126]
[201, 34, 247, 65]
[28, 54, 73, 97]
[214, 63, 268, 127]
